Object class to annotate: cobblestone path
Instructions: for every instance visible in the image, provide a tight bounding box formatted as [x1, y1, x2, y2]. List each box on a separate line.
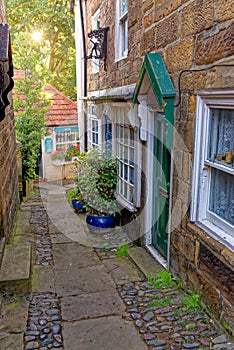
[22, 191, 234, 350]
[96, 249, 234, 350]
[24, 202, 63, 350]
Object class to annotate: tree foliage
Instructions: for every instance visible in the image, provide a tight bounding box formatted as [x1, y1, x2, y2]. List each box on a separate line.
[14, 69, 52, 180]
[7, 0, 76, 100]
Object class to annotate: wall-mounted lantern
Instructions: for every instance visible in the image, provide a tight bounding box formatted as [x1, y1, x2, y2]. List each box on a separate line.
[86, 27, 109, 71]
[0, 23, 14, 122]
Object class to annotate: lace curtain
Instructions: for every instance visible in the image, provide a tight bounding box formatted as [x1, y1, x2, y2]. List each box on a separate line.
[209, 109, 234, 225]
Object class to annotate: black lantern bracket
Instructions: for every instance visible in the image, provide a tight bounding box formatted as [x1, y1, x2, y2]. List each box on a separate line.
[0, 23, 14, 122]
[86, 27, 109, 71]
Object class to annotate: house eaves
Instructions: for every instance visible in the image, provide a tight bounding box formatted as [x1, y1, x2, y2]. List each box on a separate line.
[13, 70, 78, 127]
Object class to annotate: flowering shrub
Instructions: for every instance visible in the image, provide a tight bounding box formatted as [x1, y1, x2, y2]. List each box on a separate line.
[64, 145, 80, 161]
[51, 150, 65, 161]
[51, 145, 80, 162]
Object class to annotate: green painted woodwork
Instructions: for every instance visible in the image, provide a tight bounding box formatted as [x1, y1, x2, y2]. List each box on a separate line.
[133, 53, 175, 108]
[134, 53, 175, 259]
[133, 53, 175, 148]
[152, 113, 171, 259]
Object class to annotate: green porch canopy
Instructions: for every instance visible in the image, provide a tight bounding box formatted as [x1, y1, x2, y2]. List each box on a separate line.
[133, 53, 175, 148]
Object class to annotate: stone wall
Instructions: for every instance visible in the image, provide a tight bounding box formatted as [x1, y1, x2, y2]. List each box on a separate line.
[0, 0, 19, 244]
[84, 0, 234, 332]
[85, 0, 143, 91]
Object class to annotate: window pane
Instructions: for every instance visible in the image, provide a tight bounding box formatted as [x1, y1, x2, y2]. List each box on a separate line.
[129, 127, 134, 146]
[121, 0, 128, 16]
[209, 168, 234, 225]
[123, 18, 128, 53]
[124, 164, 128, 180]
[129, 185, 133, 203]
[208, 109, 234, 169]
[130, 167, 134, 184]
[129, 147, 134, 165]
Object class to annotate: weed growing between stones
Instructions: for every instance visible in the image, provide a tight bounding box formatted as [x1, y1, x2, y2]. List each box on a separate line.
[148, 269, 180, 289]
[115, 244, 129, 257]
[180, 285, 203, 311]
[147, 296, 171, 307]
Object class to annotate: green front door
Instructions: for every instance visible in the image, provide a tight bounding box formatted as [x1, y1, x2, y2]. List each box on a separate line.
[152, 112, 171, 259]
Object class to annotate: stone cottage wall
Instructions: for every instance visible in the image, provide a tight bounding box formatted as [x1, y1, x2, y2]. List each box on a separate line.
[0, 0, 19, 245]
[84, 0, 234, 332]
[85, 0, 143, 91]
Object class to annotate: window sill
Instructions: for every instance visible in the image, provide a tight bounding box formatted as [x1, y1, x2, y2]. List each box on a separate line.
[116, 193, 136, 212]
[115, 55, 128, 63]
[189, 220, 234, 252]
[52, 160, 77, 167]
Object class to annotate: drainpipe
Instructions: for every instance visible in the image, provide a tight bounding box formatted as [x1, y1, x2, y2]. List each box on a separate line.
[76, 0, 87, 152]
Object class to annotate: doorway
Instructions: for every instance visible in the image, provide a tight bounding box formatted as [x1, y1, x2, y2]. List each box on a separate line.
[152, 112, 171, 259]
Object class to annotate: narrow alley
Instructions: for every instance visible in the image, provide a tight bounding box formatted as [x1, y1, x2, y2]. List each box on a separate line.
[0, 181, 233, 350]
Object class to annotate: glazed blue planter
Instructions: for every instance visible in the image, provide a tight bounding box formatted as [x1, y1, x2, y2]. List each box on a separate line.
[72, 199, 84, 212]
[86, 213, 116, 232]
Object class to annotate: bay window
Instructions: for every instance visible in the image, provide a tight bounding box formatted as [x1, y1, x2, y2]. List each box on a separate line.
[114, 108, 141, 211]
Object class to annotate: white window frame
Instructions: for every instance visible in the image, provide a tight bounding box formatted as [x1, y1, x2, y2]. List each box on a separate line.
[54, 128, 79, 152]
[191, 91, 234, 250]
[115, 0, 128, 61]
[113, 107, 141, 211]
[87, 104, 102, 148]
[91, 9, 100, 74]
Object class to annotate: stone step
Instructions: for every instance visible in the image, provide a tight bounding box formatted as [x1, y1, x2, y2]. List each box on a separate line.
[128, 246, 163, 278]
[0, 243, 31, 293]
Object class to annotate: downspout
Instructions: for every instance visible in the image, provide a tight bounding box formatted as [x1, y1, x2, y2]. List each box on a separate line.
[78, 0, 88, 151]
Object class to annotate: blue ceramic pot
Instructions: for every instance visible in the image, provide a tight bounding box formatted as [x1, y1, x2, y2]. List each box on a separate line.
[72, 199, 84, 212]
[86, 213, 116, 232]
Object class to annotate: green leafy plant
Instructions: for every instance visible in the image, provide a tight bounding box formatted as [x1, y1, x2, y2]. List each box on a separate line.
[67, 188, 83, 203]
[148, 270, 180, 289]
[76, 147, 119, 216]
[115, 244, 129, 257]
[147, 296, 171, 307]
[14, 74, 51, 180]
[180, 286, 203, 311]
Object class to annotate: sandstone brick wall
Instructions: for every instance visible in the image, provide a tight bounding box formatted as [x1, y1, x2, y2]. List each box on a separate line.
[0, 0, 6, 22]
[0, 0, 19, 243]
[84, 0, 234, 332]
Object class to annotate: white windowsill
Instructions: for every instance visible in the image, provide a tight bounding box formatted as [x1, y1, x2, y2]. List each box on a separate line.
[196, 219, 234, 252]
[115, 54, 128, 63]
[116, 193, 136, 212]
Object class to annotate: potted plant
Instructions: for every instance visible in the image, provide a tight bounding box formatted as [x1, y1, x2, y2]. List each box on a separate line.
[50, 150, 65, 165]
[67, 186, 85, 212]
[76, 147, 119, 232]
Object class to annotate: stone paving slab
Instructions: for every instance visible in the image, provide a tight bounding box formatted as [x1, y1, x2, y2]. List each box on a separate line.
[0, 244, 31, 282]
[53, 243, 101, 270]
[55, 264, 116, 297]
[63, 316, 148, 350]
[50, 232, 75, 244]
[61, 290, 125, 321]
[46, 208, 90, 246]
[11, 210, 35, 244]
[0, 294, 29, 333]
[0, 333, 24, 350]
[128, 246, 163, 278]
[32, 266, 56, 293]
[0, 244, 31, 293]
[103, 256, 144, 285]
